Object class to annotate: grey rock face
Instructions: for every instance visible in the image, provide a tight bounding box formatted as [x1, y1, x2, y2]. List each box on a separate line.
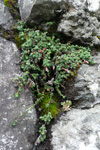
[73, 53, 100, 108]
[0, 1, 14, 30]
[51, 52, 100, 150]
[58, 0, 100, 45]
[0, 37, 37, 150]
[18, 0, 100, 45]
[18, 0, 35, 20]
[18, 0, 69, 24]
[52, 104, 100, 150]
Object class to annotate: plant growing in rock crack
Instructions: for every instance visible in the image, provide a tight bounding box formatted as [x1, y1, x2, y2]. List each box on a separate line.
[4, 0, 20, 19]
[61, 100, 72, 111]
[46, 21, 55, 27]
[13, 21, 95, 143]
[39, 112, 53, 141]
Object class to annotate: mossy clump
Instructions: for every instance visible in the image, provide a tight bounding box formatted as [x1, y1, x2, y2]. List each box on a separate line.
[4, 0, 20, 19]
[4, 0, 14, 8]
[92, 33, 96, 36]
[40, 92, 61, 118]
[97, 36, 100, 40]
[15, 33, 25, 48]
[90, 12, 94, 17]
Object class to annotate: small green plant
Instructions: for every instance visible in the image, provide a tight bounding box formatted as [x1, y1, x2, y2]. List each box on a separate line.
[39, 125, 47, 142]
[40, 112, 53, 125]
[14, 79, 23, 98]
[61, 100, 72, 111]
[12, 105, 34, 126]
[39, 112, 53, 142]
[14, 20, 95, 143]
[46, 21, 55, 26]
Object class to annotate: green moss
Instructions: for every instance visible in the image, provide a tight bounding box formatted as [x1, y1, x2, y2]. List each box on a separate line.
[92, 33, 96, 36]
[15, 32, 30, 48]
[0, 28, 23, 48]
[90, 12, 94, 17]
[4, 31, 8, 37]
[4, 0, 17, 10]
[4, 0, 13, 8]
[0, 27, 11, 40]
[4, 0, 20, 19]
[97, 36, 100, 39]
[40, 92, 61, 118]
[15, 34, 24, 48]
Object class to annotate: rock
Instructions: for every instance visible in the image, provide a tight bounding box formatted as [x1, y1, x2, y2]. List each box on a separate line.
[52, 104, 100, 150]
[18, 0, 69, 25]
[0, 37, 37, 150]
[58, 0, 100, 45]
[51, 53, 100, 149]
[0, 0, 14, 30]
[17, 0, 100, 44]
[72, 53, 100, 108]
[18, 0, 35, 21]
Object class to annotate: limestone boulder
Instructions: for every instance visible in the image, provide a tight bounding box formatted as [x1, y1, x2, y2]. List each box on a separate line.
[58, 0, 100, 45]
[0, 0, 14, 30]
[0, 37, 37, 150]
[72, 53, 100, 108]
[51, 53, 100, 150]
[18, 0, 69, 24]
[52, 104, 100, 150]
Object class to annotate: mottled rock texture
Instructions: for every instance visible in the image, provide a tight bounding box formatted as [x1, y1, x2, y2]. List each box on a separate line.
[73, 53, 100, 108]
[0, 0, 14, 29]
[52, 104, 100, 150]
[0, 37, 37, 150]
[52, 52, 100, 150]
[58, 0, 100, 45]
[18, 0, 69, 24]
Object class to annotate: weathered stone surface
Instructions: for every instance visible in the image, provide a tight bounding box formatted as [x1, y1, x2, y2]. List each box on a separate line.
[18, 0, 100, 45]
[69, 0, 100, 12]
[18, 0, 35, 20]
[0, 37, 37, 150]
[73, 53, 100, 108]
[52, 104, 100, 150]
[51, 53, 100, 150]
[0, 0, 14, 30]
[18, 0, 69, 24]
[58, 0, 100, 45]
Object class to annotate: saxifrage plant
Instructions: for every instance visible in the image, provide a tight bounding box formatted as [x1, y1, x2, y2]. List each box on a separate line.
[13, 21, 95, 142]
